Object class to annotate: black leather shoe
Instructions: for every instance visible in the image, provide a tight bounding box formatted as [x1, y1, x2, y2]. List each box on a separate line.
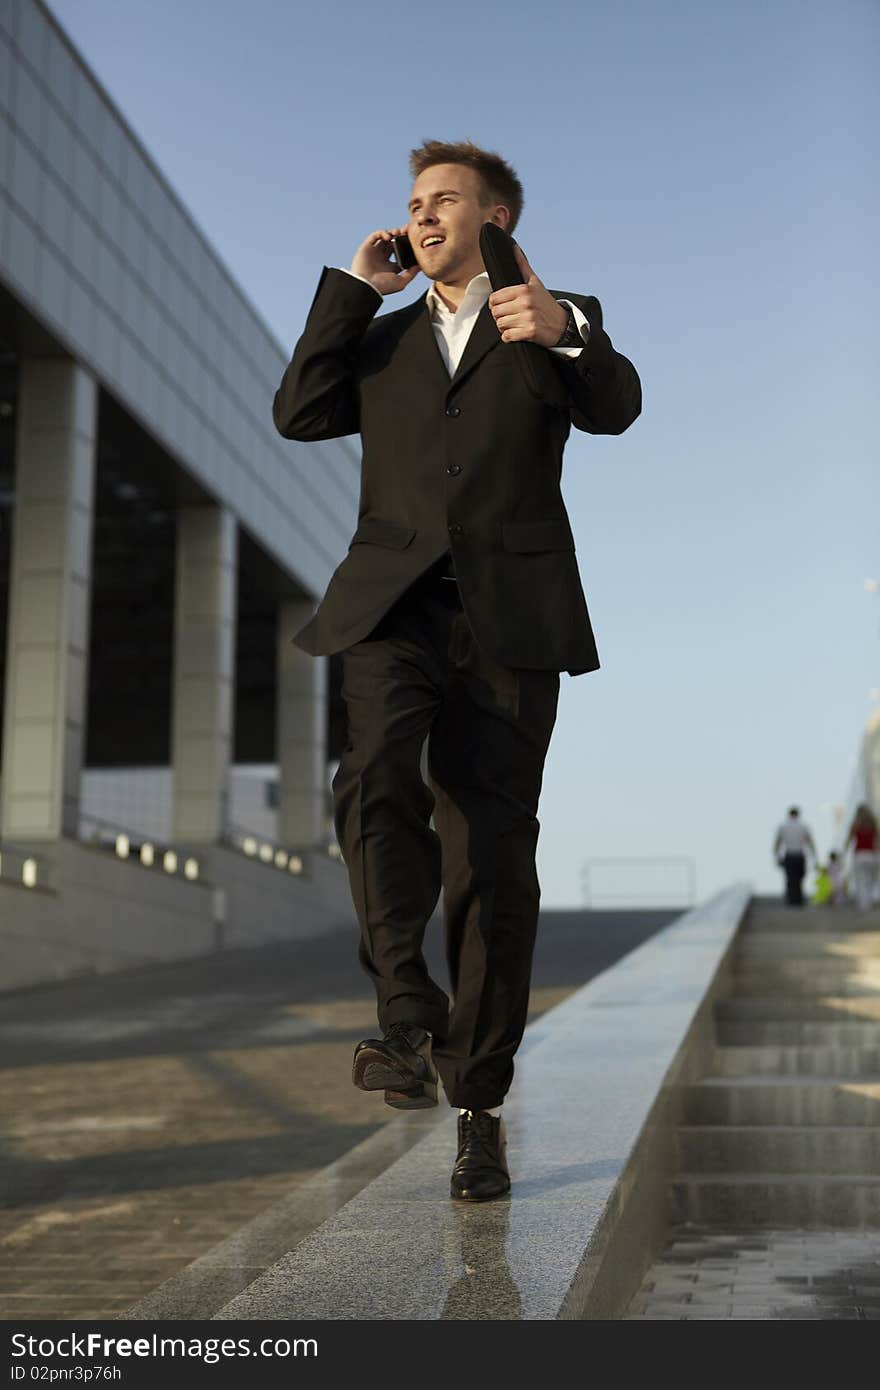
[450, 1110, 510, 1201]
[352, 1021, 439, 1109]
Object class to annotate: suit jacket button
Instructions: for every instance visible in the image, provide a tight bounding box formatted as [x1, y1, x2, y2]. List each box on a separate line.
[446, 406, 461, 417]
[448, 522, 463, 536]
[447, 464, 462, 476]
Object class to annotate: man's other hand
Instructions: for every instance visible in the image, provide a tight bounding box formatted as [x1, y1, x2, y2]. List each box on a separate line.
[488, 243, 569, 347]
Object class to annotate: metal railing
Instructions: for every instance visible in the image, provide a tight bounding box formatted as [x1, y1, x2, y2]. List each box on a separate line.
[78, 810, 203, 882]
[222, 819, 310, 876]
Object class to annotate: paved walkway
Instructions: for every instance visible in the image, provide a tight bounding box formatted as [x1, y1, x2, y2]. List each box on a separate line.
[1, 908, 672, 1320]
[625, 1228, 880, 1318]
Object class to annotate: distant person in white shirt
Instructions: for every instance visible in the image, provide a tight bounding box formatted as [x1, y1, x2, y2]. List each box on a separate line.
[773, 806, 818, 907]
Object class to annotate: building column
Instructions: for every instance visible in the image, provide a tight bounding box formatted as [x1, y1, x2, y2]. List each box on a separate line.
[277, 600, 328, 847]
[1, 358, 98, 841]
[170, 505, 237, 842]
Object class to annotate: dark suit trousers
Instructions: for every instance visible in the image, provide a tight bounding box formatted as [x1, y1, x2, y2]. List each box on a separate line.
[331, 558, 560, 1111]
[783, 851, 806, 906]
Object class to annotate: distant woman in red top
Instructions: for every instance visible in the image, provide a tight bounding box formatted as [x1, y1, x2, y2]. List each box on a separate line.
[845, 804, 878, 911]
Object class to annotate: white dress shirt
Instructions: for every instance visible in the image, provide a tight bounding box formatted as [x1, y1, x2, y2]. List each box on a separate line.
[775, 819, 815, 854]
[337, 267, 590, 376]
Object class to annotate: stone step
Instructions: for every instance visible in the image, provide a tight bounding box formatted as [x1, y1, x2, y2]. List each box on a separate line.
[684, 1077, 880, 1127]
[716, 996, 880, 1023]
[678, 1125, 880, 1174]
[730, 973, 880, 998]
[671, 1174, 880, 1227]
[746, 898, 880, 921]
[733, 954, 880, 974]
[742, 913, 880, 935]
[734, 932, 880, 961]
[712, 1044, 880, 1077]
[716, 1019, 880, 1047]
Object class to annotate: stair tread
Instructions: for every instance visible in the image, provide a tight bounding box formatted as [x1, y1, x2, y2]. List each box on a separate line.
[675, 1172, 880, 1185]
[679, 1123, 880, 1133]
[717, 994, 880, 1000]
[696, 1074, 880, 1086]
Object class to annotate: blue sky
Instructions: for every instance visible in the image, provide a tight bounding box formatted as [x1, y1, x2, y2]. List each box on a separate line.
[45, 0, 879, 908]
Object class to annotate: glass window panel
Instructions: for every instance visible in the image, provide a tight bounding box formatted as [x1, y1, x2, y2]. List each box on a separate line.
[0, 110, 10, 184]
[66, 275, 95, 353]
[0, 34, 13, 117]
[9, 130, 40, 220]
[40, 172, 69, 255]
[5, 202, 38, 289]
[143, 231, 166, 298]
[13, 61, 43, 144]
[71, 136, 100, 215]
[16, 0, 48, 74]
[98, 176, 121, 242]
[69, 204, 95, 280]
[74, 75, 101, 150]
[40, 240, 69, 327]
[140, 294, 159, 358]
[94, 235, 121, 307]
[46, 29, 75, 117]
[143, 171, 168, 238]
[119, 199, 145, 272]
[124, 147, 146, 206]
[99, 111, 124, 182]
[0, 0, 16, 40]
[43, 100, 71, 180]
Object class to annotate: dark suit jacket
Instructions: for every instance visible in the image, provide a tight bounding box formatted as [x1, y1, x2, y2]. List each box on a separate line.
[272, 267, 641, 676]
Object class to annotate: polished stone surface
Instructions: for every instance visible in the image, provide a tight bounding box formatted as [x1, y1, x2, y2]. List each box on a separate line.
[124, 1112, 442, 1319]
[2, 907, 671, 1319]
[216, 884, 751, 1320]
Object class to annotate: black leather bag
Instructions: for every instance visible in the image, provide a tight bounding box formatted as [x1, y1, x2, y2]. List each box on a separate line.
[479, 222, 569, 412]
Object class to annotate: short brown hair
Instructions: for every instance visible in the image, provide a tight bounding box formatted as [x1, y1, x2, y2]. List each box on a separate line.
[408, 139, 524, 234]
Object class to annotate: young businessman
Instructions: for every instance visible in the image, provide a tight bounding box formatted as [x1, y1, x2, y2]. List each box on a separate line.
[272, 139, 641, 1200]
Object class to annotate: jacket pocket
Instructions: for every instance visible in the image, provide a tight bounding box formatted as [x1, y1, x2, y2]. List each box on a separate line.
[501, 519, 575, 553]
[349, 517, 417, 549]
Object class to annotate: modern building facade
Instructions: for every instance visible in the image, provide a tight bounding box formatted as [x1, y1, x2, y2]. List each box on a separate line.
[0, 0, 357, 987]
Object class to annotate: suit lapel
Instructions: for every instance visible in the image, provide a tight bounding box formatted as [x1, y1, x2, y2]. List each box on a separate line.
[392, 293, 501, 397]
[448, 300, 501, 391]
[393, 293, 450, 393]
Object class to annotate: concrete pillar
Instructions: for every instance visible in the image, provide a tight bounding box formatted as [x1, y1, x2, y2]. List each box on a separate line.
[277, 600, 328, 847]
[170, 506, 237, 842]
[1, 358, 98, 840]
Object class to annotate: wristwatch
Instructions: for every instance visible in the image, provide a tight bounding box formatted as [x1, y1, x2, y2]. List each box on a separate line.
[554, 303, 583, 348]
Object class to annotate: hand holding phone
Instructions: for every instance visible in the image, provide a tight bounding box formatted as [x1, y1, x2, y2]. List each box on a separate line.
[349, 228, 420, 296]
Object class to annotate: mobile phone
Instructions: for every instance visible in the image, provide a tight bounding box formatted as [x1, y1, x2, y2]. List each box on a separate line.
[391, 233, 418, 271]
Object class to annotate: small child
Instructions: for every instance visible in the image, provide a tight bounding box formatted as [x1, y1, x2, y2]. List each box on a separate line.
[827, 850, 846, 906]
[811, 861, 833, 906]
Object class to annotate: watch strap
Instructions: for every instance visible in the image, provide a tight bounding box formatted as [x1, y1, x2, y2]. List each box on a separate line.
[554, 303, 582, 348]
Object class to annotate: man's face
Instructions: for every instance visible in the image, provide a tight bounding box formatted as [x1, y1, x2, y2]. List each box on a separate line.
[406, 163, 507, 282]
